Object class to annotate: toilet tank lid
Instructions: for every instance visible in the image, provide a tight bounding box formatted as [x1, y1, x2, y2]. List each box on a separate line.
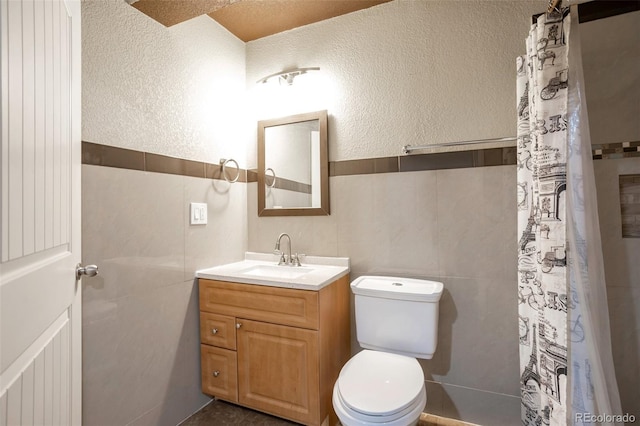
[351, 276, 444, 302]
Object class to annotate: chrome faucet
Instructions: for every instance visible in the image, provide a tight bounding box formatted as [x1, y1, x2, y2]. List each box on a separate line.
[274, 233, 301, 266]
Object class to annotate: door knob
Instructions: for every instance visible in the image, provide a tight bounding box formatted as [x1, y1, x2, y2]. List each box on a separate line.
[76, 264, 99, 280]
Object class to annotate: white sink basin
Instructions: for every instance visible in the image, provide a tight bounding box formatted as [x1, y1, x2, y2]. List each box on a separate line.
[240, 264, 314, 280]
[195, 252, 350, 290]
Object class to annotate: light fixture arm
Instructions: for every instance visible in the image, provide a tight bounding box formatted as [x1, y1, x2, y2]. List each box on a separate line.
[257, 67, 320, 85]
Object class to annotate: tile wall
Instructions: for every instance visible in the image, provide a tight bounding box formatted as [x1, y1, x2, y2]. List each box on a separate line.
[82, 164, 247, 425]
[80, 143, 640, 425]
[249, 155, 640, 424]
[248, 164, 520, 425]
[593, 158, 640, 419]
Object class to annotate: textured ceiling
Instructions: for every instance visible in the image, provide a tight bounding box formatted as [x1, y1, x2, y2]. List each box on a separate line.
[130, 0, 392, 41]
[130, 0, 237, 27]
[209, 0, 392, 42]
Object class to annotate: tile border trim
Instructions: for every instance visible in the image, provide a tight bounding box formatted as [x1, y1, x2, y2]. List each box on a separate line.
[329, 147, 517, 176]
[82, 141, 635, 181]
[592, 141, 640, 160]
[82, 141, 253, 182]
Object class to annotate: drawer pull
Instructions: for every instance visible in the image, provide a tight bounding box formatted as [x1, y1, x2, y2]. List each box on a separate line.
[213, 370, 220, 378]
[211, 328, 219, 335]
[236, 323, 242, 329]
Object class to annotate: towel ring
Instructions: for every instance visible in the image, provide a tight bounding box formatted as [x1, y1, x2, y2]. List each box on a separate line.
[220, 158, 240, 183]
[265, 168, 276, 188]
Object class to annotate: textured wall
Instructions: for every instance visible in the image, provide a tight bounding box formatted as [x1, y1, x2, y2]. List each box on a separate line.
[82, 0, 249, 166]
[246, 0, 545, 166]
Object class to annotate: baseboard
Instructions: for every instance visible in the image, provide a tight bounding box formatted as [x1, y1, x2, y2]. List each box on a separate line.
[419, 412, 481, 426]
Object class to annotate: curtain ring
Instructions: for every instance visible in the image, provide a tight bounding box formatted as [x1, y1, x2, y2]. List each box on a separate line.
[265, 168, 276, 188]
[220, 158, 240, 183]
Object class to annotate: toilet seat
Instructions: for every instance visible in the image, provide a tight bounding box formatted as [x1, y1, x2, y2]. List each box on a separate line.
[335, 350, 426, 423]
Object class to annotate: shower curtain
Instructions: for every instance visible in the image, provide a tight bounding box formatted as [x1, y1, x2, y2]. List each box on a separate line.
[516, 6, 622, 425]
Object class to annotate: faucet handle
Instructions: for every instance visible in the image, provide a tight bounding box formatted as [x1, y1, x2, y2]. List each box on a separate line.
[278, 252, 287, 266]
[292, 253, 303, 267]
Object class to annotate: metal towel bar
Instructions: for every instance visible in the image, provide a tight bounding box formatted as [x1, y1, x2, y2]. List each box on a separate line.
[402, 136, 516, 155]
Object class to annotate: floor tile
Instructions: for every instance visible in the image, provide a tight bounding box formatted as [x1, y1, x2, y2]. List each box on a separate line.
[180, 400, 300, 426]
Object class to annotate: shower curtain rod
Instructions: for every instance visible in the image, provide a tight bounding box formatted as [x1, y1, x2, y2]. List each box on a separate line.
[402, 136, 516, 155]
[402, 136, 518, 154]
[532, 1, 640, 24]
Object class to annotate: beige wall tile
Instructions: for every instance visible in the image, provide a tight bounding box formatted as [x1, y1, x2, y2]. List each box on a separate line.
[82, 309, 120, 424]
[594, 159, 640, 289]
[82, 166, 243, 425]
[87, 281, 206, 426]
[82, 165, 185, 304]
[249, 167, 518, 415]
[606, 286, 640, 418]
[424, 381, 447, 417]
[436, 166, 517, 281]
[438, 383, 520, 426]
[593, 158, 640, 417]
[422, 277, 519, 397]
[332, 172, 440, 277]
[249, 167, 519, 416]
[184, 176, 247, 279]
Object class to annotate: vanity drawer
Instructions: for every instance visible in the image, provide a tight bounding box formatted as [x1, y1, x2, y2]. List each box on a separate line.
[200, 312, 236, 350]
[199, 279, 319, 330]
[201, 345, 238, 402]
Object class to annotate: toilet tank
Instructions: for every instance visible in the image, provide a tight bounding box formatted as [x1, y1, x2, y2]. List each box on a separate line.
[351, 276, 444, 359]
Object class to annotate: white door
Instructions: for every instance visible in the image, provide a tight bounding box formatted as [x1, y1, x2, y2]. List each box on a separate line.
[0, 0, 82, 424]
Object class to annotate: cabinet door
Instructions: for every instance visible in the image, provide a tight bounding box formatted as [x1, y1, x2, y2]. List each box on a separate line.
[237, 319, 320, 425]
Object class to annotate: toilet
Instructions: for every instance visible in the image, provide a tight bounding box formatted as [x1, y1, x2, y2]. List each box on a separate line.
[332, 276, 444, 426]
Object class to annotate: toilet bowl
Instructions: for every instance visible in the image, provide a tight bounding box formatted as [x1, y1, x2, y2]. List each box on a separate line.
[332, 350, 427, 426]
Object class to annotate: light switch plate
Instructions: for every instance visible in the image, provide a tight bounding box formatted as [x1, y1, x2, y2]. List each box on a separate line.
[190, 202, 207, 225]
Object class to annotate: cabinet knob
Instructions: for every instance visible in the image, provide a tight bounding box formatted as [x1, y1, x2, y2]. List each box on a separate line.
[213, 370, 220, 378]
[236, 323, 242, 329]
[211, 328, 218, 335]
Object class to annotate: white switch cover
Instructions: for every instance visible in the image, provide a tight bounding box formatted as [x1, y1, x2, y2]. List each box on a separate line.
[190, 203, 207, 225]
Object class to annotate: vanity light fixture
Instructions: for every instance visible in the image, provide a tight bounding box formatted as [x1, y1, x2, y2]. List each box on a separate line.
[256, 67, 320, 86]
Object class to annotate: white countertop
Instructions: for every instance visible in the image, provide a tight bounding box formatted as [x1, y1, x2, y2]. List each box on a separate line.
[195, 252, 350, 290]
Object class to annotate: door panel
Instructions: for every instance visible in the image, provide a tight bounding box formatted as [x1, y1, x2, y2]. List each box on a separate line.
[0, 0, 82, 424]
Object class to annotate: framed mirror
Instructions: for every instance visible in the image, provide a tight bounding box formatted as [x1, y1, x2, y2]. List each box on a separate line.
[258, 110, 329, 216]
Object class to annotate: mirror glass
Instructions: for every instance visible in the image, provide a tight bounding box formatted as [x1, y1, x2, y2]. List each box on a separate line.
[258, 110, 329, 216]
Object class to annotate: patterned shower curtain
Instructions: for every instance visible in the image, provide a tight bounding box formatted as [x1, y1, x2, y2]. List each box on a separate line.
[516, 8, 570, 425]
[517, 7, 622, 426]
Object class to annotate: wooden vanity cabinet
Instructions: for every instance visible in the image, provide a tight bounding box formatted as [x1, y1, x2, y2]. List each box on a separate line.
[198, 275, 350, 426]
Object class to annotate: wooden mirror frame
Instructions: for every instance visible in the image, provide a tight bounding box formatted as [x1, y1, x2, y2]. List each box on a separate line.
[258, 110, 329, 216]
